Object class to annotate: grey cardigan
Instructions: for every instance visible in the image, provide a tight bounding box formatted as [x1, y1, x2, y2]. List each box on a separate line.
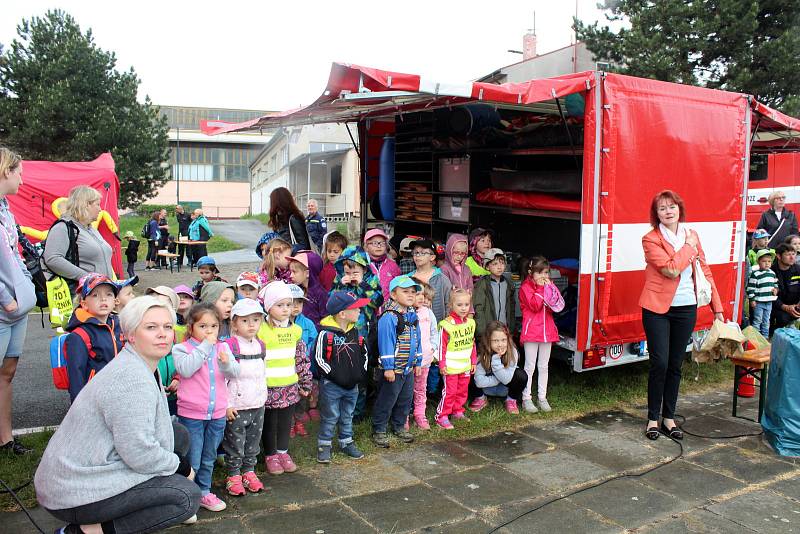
[0, 198, 36, 323]
[43, 216, 114, 281]
[35, 345, 178, 510]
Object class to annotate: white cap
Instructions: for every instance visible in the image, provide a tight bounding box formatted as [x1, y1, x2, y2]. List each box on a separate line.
[230, 298, 266, 318]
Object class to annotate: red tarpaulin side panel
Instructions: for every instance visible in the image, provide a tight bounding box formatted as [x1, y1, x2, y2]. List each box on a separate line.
[582, 73, 748, 349]
[8, 153, 123, 278]
[475, 189, 581, 213]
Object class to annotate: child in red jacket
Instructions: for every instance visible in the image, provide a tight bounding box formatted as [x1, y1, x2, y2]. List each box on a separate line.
[519, 256, 565, 414]
[435, 288, 476, 430]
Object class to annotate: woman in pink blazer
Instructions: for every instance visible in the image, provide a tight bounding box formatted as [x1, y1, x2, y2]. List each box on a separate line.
[640, 190, 724, 441]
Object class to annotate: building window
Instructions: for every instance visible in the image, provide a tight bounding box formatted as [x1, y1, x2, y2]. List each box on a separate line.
[281, 146, 289, 166]
[309, 142, 351, 153]
[169, 142, 258, 182]
[330, 165, 342, 194]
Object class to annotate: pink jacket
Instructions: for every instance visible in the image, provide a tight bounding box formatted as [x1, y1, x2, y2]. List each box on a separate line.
[519, 280, 564, 344]
[224, 336, 268, 411]
[370, 255, 401, 303]
[173, 339, 240, 420]
[440, 234, 473, 291]
[417, 306, 438, 367]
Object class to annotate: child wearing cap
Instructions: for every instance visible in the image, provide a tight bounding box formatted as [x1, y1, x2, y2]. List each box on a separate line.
[200, 281, 236, 341]
[372, 275, 422, 448]
[320, 231, 348, 291]
[472, 248, 516, 341]
[256, 281, 312, 475]
[289, 284, 319, 435]
[397, 236, 419, 275]
[221, 299, 268, 496]
[314, 291, 370, 463]
[173, 284, 195, 341]
[236, 271, 260, 301]
[747, 249, 779, 338]
[748, 229, 772, 267]
[193, 256, 225, 300]
[123, 231, 139, 278]
[286, 251, 328, 329]
[113, 276, 139, 314]
[364, 228, 401, 303]
[64, 273, 124, 402]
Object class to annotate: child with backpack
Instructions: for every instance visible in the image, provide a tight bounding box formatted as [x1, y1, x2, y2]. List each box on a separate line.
[64, 273, 124, 402]
[435, 288, 476, 429]
[314, 291, 370, 463]
[371, 275, 422, 448]
[257, 281, 312, 475]
[123, 231, 139, 278]
[192, 256, 225, 299]
[222, 299, 268, 496]
[519, 256, 565, 414]
[173, 302, 240, 512]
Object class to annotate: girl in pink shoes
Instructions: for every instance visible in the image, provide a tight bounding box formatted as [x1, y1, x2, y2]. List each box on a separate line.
[411, 282, 438, 429]
[173, 303, 241, 512]
[221, 299, 269, 497]
[435, 289, 477, 429]
[519, 257, 565, 414]
[469, 321, 528, 414]
[257, 281, 312, 475]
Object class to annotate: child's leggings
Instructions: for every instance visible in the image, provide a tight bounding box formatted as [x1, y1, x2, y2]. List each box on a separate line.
[178, 416, 226, 495]
[412, 366, 430, 420]
[436, 371, 470, 418]
[222, 406, 265, 476]
[523, 342, 552, 401]
[262, 405, 294, 456]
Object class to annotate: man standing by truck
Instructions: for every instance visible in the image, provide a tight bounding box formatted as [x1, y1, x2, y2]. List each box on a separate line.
[305, 198, 327, 251]
[771, 243, 800, 331]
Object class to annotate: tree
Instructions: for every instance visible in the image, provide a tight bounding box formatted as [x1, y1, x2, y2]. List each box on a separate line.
[575, 0, 800, 116]
[0, 10, 169, 208]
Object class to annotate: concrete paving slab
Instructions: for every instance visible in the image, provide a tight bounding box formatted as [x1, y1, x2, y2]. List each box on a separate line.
[638, 459, 745, 506]
[244, 502, 376, 534]
[457, 431, 550, 461]
[432, 442, 489, 467]
[574, 410, 643, 437]
[503, 449, 613, 490]
[426, 465, 546, 510]
[343, 484, 471, 534]
[766, 474, 800, 501]
[520, 420, 610, 446]
[188, 518, 253, 533]
[0, 506, 63, 534]
[485, 497, 623, 534]
[679, 414, 762, 438]
[639, 508, 756, 533]
[388, 444, 466, 480]
[417, 516, 492, 534]
[230, 472, 333, 514]
[313, 456, 419, 497]
[686, 444, 799, 484]
[706, 488, 800, 533]
[565, 434, 673, 472]
[567, 478, 686, 529]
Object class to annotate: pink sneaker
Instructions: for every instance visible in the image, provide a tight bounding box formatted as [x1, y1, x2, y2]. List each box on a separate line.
[278, 452, 298, 473]
[265, 454, 284, 475]
[308, 408, 321, 422]
[436, 416, 454, 430]
[505, 399, 519, 414]
[225, 475, 245, 496]
[414, 415, 430, 430]
[294, 421, 308, 437]
[469, 396, 487, 412]
[451, 412, 470, 422]
[199, 492, 227, 512]
[242, 471, 265, 493]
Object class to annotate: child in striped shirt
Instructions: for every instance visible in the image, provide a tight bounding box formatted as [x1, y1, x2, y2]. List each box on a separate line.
[747, 249, 779, 338]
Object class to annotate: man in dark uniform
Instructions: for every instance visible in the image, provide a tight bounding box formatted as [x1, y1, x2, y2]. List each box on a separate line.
[305, 198, 327, 251]
[771, 243, 800, 331]
[175, 204, 192, 267]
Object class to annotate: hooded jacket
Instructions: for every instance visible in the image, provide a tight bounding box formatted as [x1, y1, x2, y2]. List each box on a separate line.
[441, 234, 473, 292]
[332, 246, 384, 336]
[314, 315, 367, 389]
[188, 215, 213, 241]
[0, 198, 36, 324]
[519, 280, 563, 343]
[368, 253, 400, 303]
[64, 308, 124, 402]
[473, 273, 517, 338]
[302, 251, 329, 329]
[224, 335, 268, 410]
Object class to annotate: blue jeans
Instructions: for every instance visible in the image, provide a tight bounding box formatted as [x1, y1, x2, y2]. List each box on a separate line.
[0, 316, 28, 359]
[372, 371, 415, 433]
[178, 416, 226, 495]
[317, 379, 358, 446]
[427, 365, 441, 395]
[751, 301, 773, 338]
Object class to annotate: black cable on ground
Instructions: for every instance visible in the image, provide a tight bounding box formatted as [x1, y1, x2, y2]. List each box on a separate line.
[0, 478, 32, 494]
[675, 413, 764, 439]
[0, 477, 46, 534]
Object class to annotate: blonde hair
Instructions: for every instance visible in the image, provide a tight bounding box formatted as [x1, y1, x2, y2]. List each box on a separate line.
[768, 191, 786, 208]
[260, 237, 291, 279]
[62, 185, 101, 225]
[119, 296, 176, 336]
[416, 280, 435, 302]
[0, 147, 21, 180]
[448, 287, 471, 309]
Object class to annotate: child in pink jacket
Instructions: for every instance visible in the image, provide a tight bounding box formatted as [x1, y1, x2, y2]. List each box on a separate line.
[363, 228, 401, 307]
[519, 256, 564, 414]
[411, 282, 439, 430]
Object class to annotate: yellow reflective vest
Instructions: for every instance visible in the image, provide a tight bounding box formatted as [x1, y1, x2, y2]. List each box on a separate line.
[439, 317, 476, 374]
[258, 322, 302, 387]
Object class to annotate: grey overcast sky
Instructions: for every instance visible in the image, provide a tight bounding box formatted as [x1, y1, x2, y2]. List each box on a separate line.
[1, 1, 612, 112]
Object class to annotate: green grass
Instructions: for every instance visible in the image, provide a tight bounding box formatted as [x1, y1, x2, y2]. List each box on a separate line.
[118, 216, 242, 262]
[240, 213, 270, 226]
[1, 357, 734, 512]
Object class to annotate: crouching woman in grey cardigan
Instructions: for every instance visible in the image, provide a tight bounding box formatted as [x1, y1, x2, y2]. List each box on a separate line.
[35, 297, 201, 534]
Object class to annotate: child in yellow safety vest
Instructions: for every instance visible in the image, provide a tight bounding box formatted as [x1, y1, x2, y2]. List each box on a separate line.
[435, 288, 476, 430]
[257, 281, 312, 476]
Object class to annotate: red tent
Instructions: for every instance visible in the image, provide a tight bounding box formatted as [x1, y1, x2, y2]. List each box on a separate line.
[8, 153, 123, 277]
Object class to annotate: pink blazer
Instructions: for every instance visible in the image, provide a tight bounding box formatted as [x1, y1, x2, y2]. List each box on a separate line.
[639, 228, 723, 315]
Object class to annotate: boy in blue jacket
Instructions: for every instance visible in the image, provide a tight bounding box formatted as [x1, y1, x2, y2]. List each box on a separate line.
[371, 275, 422, 448]
[64, 273, 124, 402]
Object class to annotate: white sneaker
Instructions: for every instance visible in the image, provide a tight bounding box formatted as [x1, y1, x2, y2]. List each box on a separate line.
[538, 398, 552, 412]
[183, 514, 198, 525]
[522, 399, 539, 413]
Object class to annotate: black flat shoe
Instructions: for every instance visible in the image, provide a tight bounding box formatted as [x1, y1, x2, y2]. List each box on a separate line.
[645, 426, 660, 440]
[660, 423, 683, 440]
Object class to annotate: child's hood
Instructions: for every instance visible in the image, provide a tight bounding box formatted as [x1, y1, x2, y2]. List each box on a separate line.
[200, 281, 235, 304]
[66, 307, 115, 331]
[306, 251, 324, 288]
[319, 314, 354, 333]
[445, 233, 468, 268]
[334, 246, 376, 281]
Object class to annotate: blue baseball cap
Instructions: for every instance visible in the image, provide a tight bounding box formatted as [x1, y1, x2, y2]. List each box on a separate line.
[196, 256, 217, 268]
[115, 275, 139, 289]
[752, 229, 770, 239]
[389, 275, 421, 292]
[327, 291, 370, 315]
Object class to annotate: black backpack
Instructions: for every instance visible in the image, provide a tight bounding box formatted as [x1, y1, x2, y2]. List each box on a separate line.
[42, 219, 81, 294]
[366, 309, 418, 367]
[141, 222, 149, 238]
[16, 225, 48, 309]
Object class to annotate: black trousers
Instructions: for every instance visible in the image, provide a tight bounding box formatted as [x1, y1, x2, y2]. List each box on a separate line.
[176, 243, 188, 266]
[468, 367, 528, 401]
[642, 305, 697, 421]
[146, 240, 158, 263]
[262, 405, 294, 456]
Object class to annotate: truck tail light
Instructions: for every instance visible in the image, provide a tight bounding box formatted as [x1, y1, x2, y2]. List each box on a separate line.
[583, 347, 606, 369]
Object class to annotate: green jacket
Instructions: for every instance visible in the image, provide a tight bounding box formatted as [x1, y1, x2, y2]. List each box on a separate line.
[473, 274, 516, 339]
[156, 354, 177, 400]
[748, 247, 775, 267]
[466, 256, 490, 278]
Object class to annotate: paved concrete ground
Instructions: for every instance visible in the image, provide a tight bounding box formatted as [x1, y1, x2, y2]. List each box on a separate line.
[6, 391, 798, 533]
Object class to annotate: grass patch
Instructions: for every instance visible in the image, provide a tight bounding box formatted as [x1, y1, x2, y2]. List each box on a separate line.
[2, 357, 734, 511]
[240, 213, 270, 226]
[118, 216, 242, 262]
